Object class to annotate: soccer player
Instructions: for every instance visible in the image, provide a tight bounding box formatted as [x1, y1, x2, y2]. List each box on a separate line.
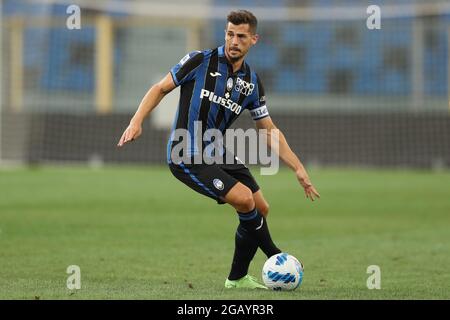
[118, 10, 320, 289]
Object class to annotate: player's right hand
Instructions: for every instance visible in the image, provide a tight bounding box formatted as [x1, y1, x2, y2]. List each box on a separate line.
[117, 123, 142, 147]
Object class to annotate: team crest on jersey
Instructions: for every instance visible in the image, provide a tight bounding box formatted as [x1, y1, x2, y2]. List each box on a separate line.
[226, 78, 234, 91]
[235, 78, 255, 96]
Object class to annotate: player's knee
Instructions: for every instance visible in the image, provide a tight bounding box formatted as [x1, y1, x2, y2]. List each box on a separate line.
[234, 191, 255, 213]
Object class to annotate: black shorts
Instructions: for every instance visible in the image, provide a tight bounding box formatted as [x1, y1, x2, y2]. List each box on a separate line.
[169, 162, 260, 204]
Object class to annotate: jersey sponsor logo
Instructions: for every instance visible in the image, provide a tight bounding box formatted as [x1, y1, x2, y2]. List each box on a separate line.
[210, 72, 222, 77]
[200, 89, 242, 115]
[226, 77, 234, 91]
[213, 178, 224, 190]
[249, 105, 269, 120]
[235, 78, 255, 96]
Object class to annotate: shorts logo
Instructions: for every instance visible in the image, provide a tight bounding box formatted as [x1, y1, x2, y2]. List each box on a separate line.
[235, 78, 254, 96]
[227, 78, 234, 91]
[213, 178, 224, 190]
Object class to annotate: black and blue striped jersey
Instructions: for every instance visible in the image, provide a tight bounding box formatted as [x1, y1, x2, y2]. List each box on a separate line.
[167, 45, 269, 163]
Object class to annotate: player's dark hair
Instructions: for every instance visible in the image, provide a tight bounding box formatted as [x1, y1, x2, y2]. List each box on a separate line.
[227, 10, 258, 34]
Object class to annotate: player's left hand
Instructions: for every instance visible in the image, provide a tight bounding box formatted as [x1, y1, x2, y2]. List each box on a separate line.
[295, 169, 320, 201]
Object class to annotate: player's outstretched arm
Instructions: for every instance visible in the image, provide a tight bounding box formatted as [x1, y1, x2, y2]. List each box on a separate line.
[255, 117, 320, 201]
[117, 73, 176, 147]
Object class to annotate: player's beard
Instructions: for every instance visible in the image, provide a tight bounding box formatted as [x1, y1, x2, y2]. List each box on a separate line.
[227, 47, 244, 63]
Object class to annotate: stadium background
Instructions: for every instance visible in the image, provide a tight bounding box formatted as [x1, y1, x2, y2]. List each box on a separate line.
[1, 0, 449, 167]
[0, 0, 449, 300]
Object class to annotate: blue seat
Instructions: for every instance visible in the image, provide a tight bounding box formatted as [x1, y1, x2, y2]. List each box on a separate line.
[354, 69, 383, 94]
[281, 24, 311, 44]
[41, 28, 96, 91]
[381, 70, 410, 95]
[3, 0, 48, 15]
[274, 68, 302, 93]
[248, 43, 279, 69]
[302, 71, 326, 93]
[331, 46, 358, 69]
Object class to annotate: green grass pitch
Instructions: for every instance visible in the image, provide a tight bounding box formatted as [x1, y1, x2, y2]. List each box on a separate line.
[0, 166, 449, 299]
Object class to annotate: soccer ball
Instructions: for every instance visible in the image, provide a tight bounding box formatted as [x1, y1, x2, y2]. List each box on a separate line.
[262, 253, 304, 291]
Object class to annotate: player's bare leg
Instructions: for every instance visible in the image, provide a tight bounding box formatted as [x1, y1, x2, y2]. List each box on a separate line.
[223, 186, 269, 216]
[223, 182, 255, 212]
[253, 190, 269, 218]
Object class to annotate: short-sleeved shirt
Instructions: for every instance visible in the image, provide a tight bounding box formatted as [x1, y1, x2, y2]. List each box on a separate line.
[167, 45, 269, 163]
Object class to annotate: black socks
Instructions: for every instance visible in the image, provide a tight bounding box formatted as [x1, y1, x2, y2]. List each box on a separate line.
[237, 208, 281, 258]
[228, 208, 282, 280]
[228, 224, 258, 280]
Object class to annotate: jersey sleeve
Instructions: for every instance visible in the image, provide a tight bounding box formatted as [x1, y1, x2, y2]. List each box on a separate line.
[248, 74, 269, 120]
[170, 51, 204, 86]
